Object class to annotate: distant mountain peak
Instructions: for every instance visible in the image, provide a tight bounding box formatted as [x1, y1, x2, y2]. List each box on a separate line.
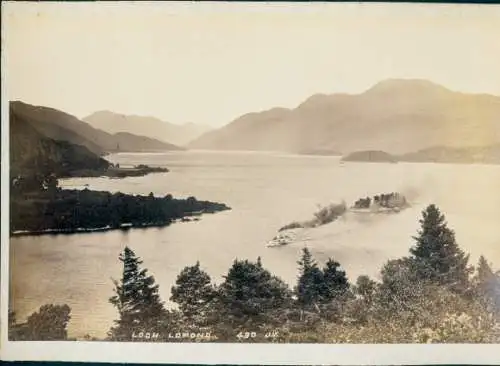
[83, 110, 211, 146]
[297, 92, 354, 109]
[299, 93, 331, 105]
[189, 79, 500, 154]
[364, 78, 451, 95]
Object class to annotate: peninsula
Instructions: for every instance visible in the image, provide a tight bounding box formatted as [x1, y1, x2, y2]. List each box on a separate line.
[9, 101, 230, 235]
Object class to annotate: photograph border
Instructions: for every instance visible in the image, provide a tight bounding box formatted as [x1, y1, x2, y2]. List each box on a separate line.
[2, 1, 500, 364]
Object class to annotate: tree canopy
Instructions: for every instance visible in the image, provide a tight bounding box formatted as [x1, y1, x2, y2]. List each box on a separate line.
[218, 258, 292, 326]
[171, 261, 216, 325]
[109, 246, 167, 340]
[410, 204, 472, 293]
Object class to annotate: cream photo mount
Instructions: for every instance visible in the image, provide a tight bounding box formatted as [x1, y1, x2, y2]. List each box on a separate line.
[1, 342, 500, 364]
[2, 1, 500, 364]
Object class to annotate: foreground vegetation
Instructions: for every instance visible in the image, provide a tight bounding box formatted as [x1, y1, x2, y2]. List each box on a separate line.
[9, 205, 500, 342]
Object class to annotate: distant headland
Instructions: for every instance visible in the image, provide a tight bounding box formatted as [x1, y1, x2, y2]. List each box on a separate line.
[341, 145, 500, 165]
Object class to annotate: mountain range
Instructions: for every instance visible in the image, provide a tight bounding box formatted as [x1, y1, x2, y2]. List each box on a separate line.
[189, 79, 500, 154]
[83, 110, 211, 146]
[10, 78, 500, 174]
[10, 101, 183, 154]
[10, 101, 191, 179]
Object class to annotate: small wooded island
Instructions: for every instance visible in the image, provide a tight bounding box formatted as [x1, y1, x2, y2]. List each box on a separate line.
[341, 150, 397, 163]
[352, 192, 409, 211]
[271, 192, 410, 246]
[73, 163, 170, 178]
[9, 101, 230, 235]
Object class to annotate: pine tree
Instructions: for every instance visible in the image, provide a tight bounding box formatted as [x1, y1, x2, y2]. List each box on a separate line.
[109, 246, 167, 340]
[472, 255, 500, 311]
[171, 261, 216, 324]
[296, 247, 325, 308]
[321, 258, 350, 301]
[314, 258, 351, 320]
[475, 255, 495, 285]
[218, 258, 291, 326]
[409, 204, 471, 292]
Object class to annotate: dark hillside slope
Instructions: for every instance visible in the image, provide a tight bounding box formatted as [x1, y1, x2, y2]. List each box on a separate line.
[10, 101, 184, 153]
[10, 105, 110, 178]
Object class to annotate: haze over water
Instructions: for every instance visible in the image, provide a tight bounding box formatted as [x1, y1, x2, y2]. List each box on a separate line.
[9, 151, 500, 338]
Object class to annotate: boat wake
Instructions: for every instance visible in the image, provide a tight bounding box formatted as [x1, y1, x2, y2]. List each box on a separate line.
[267, 192, 411, 248]
[266, 229, 312, 248]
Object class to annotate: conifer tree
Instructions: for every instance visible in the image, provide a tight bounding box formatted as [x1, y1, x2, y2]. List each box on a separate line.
[109, 246, 167, 340]
[314, 258, 351, 320]
[475, 255, 495, 285]
[472, 255, 500, 311]
[409, 204, 471, 292]
[171, 261, 216, 324]
[321, 258, 350, 301]
[296, 247, 325, 308]
[218, 258, 291, 325]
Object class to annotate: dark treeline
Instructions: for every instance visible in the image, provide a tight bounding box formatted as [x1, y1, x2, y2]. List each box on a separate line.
[66, 163, 170, 179]
[353, 192, 408, 209]
[9, 204, 500, 342]
[103, 163, 169, 178]
[9, 305, 71, 341]
[10, 174, 229, 234]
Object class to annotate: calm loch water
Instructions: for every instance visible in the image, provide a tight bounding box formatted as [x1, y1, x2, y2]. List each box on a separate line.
[9, 151, 500, 338]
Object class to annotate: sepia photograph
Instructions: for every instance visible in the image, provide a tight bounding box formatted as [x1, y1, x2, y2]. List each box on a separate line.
[1, 1, 500, 364]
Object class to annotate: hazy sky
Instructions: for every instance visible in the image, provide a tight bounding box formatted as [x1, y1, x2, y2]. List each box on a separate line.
[3, 2, 500, 127]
